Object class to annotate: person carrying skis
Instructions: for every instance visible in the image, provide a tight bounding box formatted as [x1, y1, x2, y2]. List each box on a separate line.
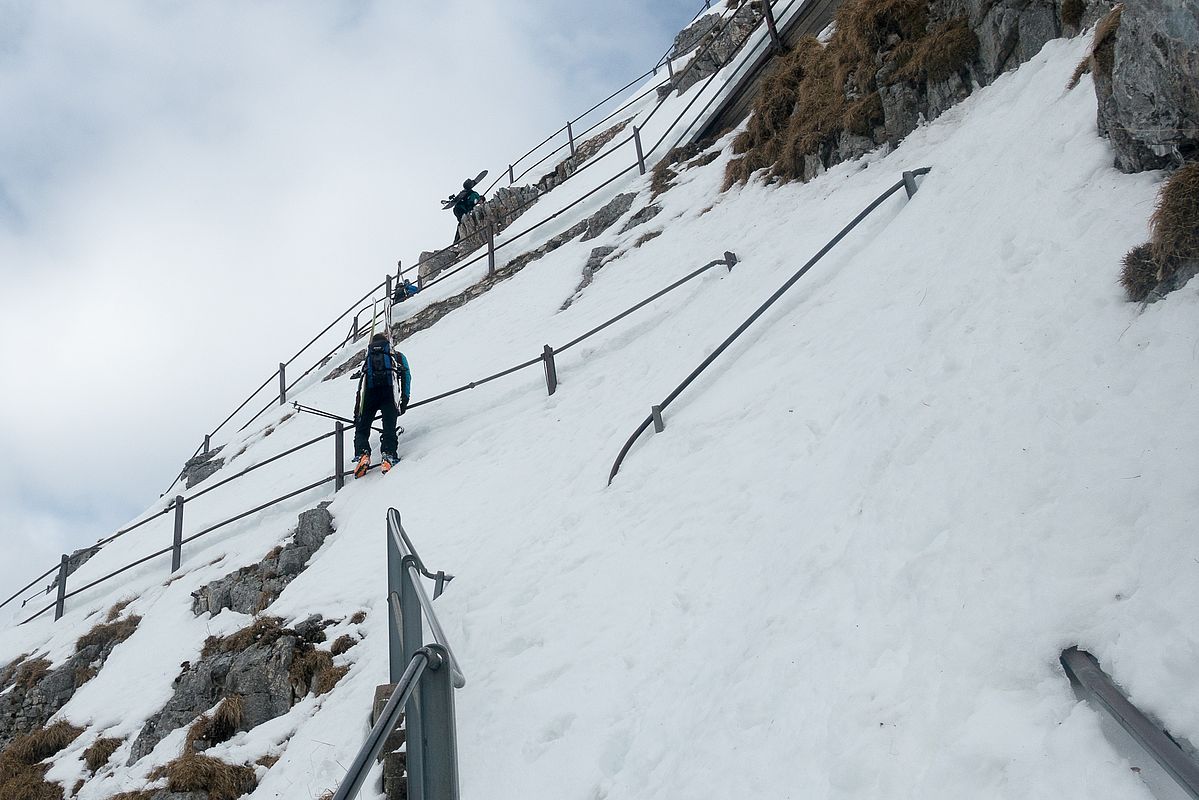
[446, 178, 484, 243]
[353, 333, 411, 476]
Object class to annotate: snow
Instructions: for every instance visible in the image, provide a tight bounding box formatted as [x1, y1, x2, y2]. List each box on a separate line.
[3, 29, 1198, 800]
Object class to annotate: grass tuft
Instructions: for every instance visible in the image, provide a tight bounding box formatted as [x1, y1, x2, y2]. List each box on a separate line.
[1150, 162, 1199, 266]
[329, 635, 357, 657]
[202, 616, 287, 657]
[104, 598, 135, 622]
[148, 754, 257, 800]
[1120, 243, 1159, 301]
[349, 611, 367, 625]
[0, 720, 85, 800]
[75, 616, 141, 654]
[83, 736, 122, 773]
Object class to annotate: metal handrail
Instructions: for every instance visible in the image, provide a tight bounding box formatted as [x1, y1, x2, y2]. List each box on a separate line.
[331, 647, 436, 800]
[608, 168, 931, 484]
[1062, 647, 1199, 798]
[8, 248, 733, 620]
[388, 509, 466, 688]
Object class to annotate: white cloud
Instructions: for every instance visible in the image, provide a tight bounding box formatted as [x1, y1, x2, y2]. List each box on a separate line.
[0, 0, 699, 600]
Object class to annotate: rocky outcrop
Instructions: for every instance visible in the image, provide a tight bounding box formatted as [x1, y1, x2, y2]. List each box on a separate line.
[619, 203, 664, 234]
[452, 184, 543, 257]
[1089, 0, 1199, 172]
[46, 545, 101, 594]
[725, 0, 1074, 185]
[672, 10, 722, 58]
[534, 119, 634, 195]
[0, 614, 141, 750]
[181, 447, 226, 490]
[581, 193, 637, 241]
[322, 349, 366, 382]
[660, 2, 764, 98]
[192, 503, 334, 618]
[128, 615, 340, 764]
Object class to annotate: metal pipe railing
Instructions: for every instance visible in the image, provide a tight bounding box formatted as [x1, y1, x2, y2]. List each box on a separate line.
[388, 509, 466, 688]
[1062, 647, 1199, 799]
[608, 168, 931, 484]
[331, 648, 434, 800]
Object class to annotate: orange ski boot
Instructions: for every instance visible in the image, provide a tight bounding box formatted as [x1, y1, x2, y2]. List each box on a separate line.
[354, 453, 371, 479]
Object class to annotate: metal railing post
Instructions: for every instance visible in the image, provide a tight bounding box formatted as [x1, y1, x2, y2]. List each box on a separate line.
[652, 405, 666, 433]
[386, 274, 393, 303]
[53, 554, 69, 621]
[724, 251, 738, 271]
[487, 225, 496, 276]
[203, 434, 211, 454]
[508, 164, 515, 185]
[419, 644, 460, 800]
[542, 345, 558, 396]
[400, 558, 426, 800]
[567, 120, 577, 157]
[763, 0, 786, 53]
[351, 313, 359, 342]
[667, 58, 675, 79]
[334, 421, 345, 492]
[903, 170, 921, 199]
[634, 126, 647, 175]
[171, 496, 185, 573]
[278, 363, 287, 405]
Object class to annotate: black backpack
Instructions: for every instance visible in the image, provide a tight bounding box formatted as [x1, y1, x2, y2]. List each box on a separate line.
[365, 341, 394, 389]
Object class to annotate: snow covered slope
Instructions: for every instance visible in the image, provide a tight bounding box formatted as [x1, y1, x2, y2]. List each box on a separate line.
[3, 29, 1197, 800]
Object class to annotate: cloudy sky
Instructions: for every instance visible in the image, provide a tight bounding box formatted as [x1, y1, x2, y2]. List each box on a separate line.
[0, 0, 700, 607]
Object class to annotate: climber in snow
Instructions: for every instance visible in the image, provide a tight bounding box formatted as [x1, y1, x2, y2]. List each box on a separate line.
[352, 333, 411, 477]
[443, 176, 485, 243]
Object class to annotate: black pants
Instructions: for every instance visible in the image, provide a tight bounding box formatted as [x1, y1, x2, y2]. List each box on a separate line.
[354, 385, 399, 457]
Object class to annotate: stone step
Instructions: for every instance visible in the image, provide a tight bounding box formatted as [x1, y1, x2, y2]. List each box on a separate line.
[373, 683, 407, 800]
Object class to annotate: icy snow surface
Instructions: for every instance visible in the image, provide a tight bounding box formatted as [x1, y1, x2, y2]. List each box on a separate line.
[3, 32, 1197, 800]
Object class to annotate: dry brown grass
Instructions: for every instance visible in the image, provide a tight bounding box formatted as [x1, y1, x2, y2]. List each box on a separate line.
[1068, 4, 1124, 88]
[1061, 0, 1085, 27]
[104, 598, 135, 622]
[187, 695, 246, 752]
[329, 635, 357, 657]
[314, 665, 350, 696]
[83, 736, 122, 773]
[0, 720, 85, 800]
[148, 753, 257, 800]
[14, 656, 52, 689]
[727, 0, 986, 187]
[73, 665, 97, 688]
[256, 754, 280, 769]
[349, 611, 367, 625]
[1150, 162, 1199, 265]
[891, 17, 978, 83]
[75, 615, 141, 654]
[289, 649, 334, 691]
[202, 616, 287, 657]
[108, 793, 156, 800]
[1120, 243, 1158, 301]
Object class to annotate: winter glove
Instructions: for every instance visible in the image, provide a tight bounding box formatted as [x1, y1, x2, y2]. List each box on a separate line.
[400, 396, 409, 415]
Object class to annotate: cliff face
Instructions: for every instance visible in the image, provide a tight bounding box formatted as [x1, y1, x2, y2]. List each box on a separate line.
[1092, 0, 1199, 172]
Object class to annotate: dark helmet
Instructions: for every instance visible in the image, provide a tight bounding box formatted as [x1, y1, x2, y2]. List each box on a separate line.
[463, 178, 475, 190]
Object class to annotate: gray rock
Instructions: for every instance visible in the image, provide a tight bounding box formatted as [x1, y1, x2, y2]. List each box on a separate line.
[0, 617, 140, 749]
[323, 349, 366, 382]
[672, 11, 721, 58]
[618, 203, 664, 234]
[880, 82, 922, 146]
[46, 545, 101, 594]
[192, 503, 334, 618]
[666, 3, 764, 97]
[1096, 0, 1199, 172]
[925, 71, 972, 120]
[534, 119, 633, 195]
[582, 193, 637, 242]
[181, 447, 226, 490]
[415, 247, 463, 286]
[127, 618, 326, 764]
[455, 184, 543, 254]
